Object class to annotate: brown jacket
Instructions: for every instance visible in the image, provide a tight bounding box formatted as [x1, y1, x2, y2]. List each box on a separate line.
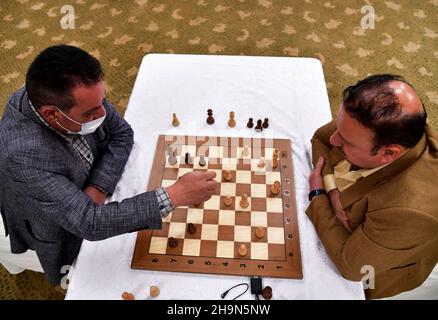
[306, 120, 438, 299]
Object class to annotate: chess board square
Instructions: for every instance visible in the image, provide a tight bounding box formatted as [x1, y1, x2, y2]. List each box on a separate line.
[251, 147, 264, 160]
[267, 198, 283, 213]
[201, 224, 218, 241]
[170, 208, 188, 223]
[185, 223, 202, 239]
[218, 225, 234, 241]
[234, 225, 251, 242]
[251, 212, 268, 227]
[151, 222, 170, 237]
[267, 227, 285, 244]
[168, 222, 186, 239]
[149, 236, 167, 254]
[211, 169, 222, 182]
[164, 154, 180, 168]
[177, 168, 193, 179]
[199, 240, 217, 257]
[219, 196, 235, 210]
[237, 146, 251, 159]
[251, 226, 267, 242]
[221, 157, 237, 171]
[218, 210, 235, 225]
[251, 158, 267, 172]
[221, 170, 236, 183]
[216, 240, 234, 258]
[182, 239, 201, 256]
[187, 208, 204, 224]
[209, 146, 224, 158]
[234, 242, 251, 258]
[235, 183, 250, 197]
[181, 145, 197, 157]
[250, 243, 269, 260]
[251, 184, 267, 198]
[203, 195, 220, 210]
[235, 195, 251, 211]
[162, 168, 178, 180]
[251, 171, 267, 184]
[236, 159, 251, 171]
[206, 157, 221, 168]
[161, 179, 175, 188]
[193, 156, 208, 169]
[268, 243, 286, 261]
[235, 211, 251, 226]
[202, 210, 219, 224]
[220, 183, 236, 196]
[266, 171, 282, 184]
[266, 212, 284, 227]
[236, 171, 251, 184]
[266, 184, 281, 198]
[251, 198, 267, 212]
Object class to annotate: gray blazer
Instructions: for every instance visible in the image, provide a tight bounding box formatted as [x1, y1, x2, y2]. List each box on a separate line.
[0, 87, 162, 285]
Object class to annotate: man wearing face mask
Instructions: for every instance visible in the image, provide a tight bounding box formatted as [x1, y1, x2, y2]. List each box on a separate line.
[0, 45, 217, 287]
[306, 74, 438, 299]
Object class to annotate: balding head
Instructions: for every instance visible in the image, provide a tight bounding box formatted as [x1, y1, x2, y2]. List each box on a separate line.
[388, 80, 424, 115]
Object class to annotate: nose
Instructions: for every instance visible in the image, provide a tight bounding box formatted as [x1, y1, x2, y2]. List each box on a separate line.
[93, 105, 105, 120]
[330, 131, 343, 147]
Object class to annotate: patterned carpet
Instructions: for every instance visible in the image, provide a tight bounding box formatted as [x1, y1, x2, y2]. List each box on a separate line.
[0, 0, 437, 299]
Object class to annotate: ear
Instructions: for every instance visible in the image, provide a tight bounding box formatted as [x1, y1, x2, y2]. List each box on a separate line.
[39, 105, 59, 123]
[378, 145, 405, 163]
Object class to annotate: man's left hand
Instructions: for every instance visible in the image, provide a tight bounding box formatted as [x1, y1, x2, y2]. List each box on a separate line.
[309, 156, 325, 190]
[84, 185, 106, 205]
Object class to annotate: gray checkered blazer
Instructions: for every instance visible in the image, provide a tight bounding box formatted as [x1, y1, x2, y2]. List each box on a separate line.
[0, 87, 162, 285]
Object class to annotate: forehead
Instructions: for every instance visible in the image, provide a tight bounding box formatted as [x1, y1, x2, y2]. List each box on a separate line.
[71, 81, 105, 110]
[337, 106, 374, 147]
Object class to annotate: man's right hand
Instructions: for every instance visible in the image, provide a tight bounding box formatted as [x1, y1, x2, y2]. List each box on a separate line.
[165, 171, 218, 207]
[328, 189, 352, 233]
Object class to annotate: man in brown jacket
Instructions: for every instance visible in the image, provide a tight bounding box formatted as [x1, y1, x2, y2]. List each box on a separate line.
[306, 74, 438, 299]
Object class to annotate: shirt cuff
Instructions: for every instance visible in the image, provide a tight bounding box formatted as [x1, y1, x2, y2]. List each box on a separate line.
[155, 187, 174, 217]
[323, 174, 337, 193]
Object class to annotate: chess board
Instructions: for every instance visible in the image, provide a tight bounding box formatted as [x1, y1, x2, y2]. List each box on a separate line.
[131, 135, 302, 279]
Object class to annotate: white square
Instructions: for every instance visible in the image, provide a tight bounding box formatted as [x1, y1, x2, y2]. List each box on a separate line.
[267, 198, 283, 213]
[178, 168, 193, 178]
[267, 227, 285, 244]
[236, 170, 251, 184]
[161, 179, 175, 188]
[251, 243, 269, 260]
[209, 146, 224, 158]
[193, 156, 208, 169]
[251, 212, 268, 227]
[266, 171, 281, 184]
[235, 196, 251, 211]
[220, 183, 236, 196]
[187, 208, 203, 224]
[218, 210, 235, 225]
[221, 158, 237, 171]
[237, 146, 251, 159]
[204, 195, 220, 210]
[251, 158, 267, 172]
[182, 239, 201, 256]
[251, 184, 266, 198]
[168, 222, 186, 238]
[234, 225, 251, 242]
[164, 154, 180, 168]
[201, 224, 218, 240]
[180, 145, 197, 157]
[211, 169, 222, 182]
[216, 240, 234, 258]
[149, 237, 167, 254]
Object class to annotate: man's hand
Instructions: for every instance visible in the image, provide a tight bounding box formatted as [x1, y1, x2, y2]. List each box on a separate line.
[166, 171, 218, 207]
[309, 156, 325, 190]
[84, 185, 106, 205]
[329, 189, 352, 233]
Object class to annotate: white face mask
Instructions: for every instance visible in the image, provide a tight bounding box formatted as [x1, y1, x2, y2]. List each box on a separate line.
[56, 107, 106, 135]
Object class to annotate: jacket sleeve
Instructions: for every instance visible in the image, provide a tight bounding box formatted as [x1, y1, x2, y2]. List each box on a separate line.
[6, 147, 162, 241]
[311, 120, 337, 176]
[306, 195, 438, 281]
[87, 98, 134, 195]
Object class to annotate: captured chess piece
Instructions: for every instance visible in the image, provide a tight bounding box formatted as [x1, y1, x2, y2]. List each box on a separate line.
[255, 119, 263, 132]
[272, 148, 279, 169]
[121, 292, 135, 300]
[270, 181, 281, 196]
[255, 226, 265, 239]
[172, 113, 180, 127]
[228, 111, 236, 128]
[224, 170, 233, 182]
[257, 157, 265, 168]
[238, 243, 248, 257]
[149, 286, 160, 298]
[199, 154, 206, 167]
[262, 286, 272, 300]
[168, 237, 178, 248]
[247, 117, 254, 128]
[240, 193, 249, 208]
[185, 152, 193, 165]
[223, 195, 233, 207]
[187, 223, 196, 234]
[262, 118, 269, 129]
[207, 108, 215, 125]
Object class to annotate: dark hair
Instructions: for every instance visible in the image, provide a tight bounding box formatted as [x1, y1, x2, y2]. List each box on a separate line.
[26, 45, 103, 111]
[342, 74, 427, 154]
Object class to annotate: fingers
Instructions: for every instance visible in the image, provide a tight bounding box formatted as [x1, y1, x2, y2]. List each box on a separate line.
[314, 156, 325, 173]
[206, 180, 218, 191]
[204, 171, 217, 181]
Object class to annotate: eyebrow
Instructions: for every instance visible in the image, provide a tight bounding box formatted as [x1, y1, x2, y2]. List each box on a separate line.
[83, 99, 105, 114]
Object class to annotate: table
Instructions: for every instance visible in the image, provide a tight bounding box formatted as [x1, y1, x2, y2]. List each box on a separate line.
[65, 54, 365, 300]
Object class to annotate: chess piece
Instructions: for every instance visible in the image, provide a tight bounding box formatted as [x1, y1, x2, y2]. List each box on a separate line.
[168, 237, 178, 248]
[270, 181, 281, 196]
[228, 111, 236, 128]
[167, 146, 177, 165]
[172, 113, 180, 127]
[224, 170, 233, 182]
[257, 157, 265, 168]
[272, 148, 279, 169]
[240, 193, 249, 208]
[262, 118, 269, 129]
[187, 223, 196, 234]
[242, 145, 250, 157]
[185, 152, 193, 165]
[238, 244, 248, 257]
[199, 154, 206, 167]
[255, 226, 265, 239]
[247, 117, 254, 128]
[207, 108, 215, 125]
[150, 286, 160, 298]
[223, 195, 233, 207]
[255, 119, 263, 132]
[262, 286, 272, 300]
[121, 292, 135, 300]
[281, 150, 287, 158]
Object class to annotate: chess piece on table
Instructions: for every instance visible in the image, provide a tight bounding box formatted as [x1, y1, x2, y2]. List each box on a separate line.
[185, 152, 193, 165]
[255, 119, 263, 132]
[247, 117, 254, 128]
[272, 148, 279, 169]
[187, 223, 196, 234]
[228, 111, 236, 128]
[240, 193, 249, 208]
[207, 108, 215, 125]
[262, 286, 272, 300]
[238, 244, 248, 257]
[242, 145, 250, 157]
[168, 237, 178, 248]
[172, 113, 180, 127]
[223, 195, 233, 207]
[255, 226, 265, 239]
[224, 170, 233, 182]
[262, 118, 269, 129]
[199, 154, 206, 167]
[257, 157, 265, 168]
[150, 286, 160, 298]
[121, 292, 135, 300]
[270, 181, 281, 196]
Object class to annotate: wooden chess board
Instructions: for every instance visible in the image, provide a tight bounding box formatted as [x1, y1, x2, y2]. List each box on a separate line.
[131, 135, 302, 279]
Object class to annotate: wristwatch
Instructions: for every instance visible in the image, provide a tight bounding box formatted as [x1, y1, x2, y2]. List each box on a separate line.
[308, 189, 326, 201]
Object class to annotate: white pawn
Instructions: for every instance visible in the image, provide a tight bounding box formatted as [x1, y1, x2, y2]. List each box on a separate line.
[242, 145, 250, 157]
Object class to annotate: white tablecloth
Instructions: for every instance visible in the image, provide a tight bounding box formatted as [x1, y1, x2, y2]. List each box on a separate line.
[66, 54, 365, 300]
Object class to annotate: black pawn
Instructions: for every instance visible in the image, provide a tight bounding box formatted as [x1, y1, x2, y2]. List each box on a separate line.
[247, 117, 254, 128]
[168, 237, 178, 248]
[187, 223, 196, 234]
[262, 118, 269, 129]
[185, 152, 193, 165]
[207, 108, 215, 125]
[255, 119, 263, 132]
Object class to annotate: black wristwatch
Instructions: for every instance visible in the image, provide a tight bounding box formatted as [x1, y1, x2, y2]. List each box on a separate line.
[308, 189, 326, 201]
